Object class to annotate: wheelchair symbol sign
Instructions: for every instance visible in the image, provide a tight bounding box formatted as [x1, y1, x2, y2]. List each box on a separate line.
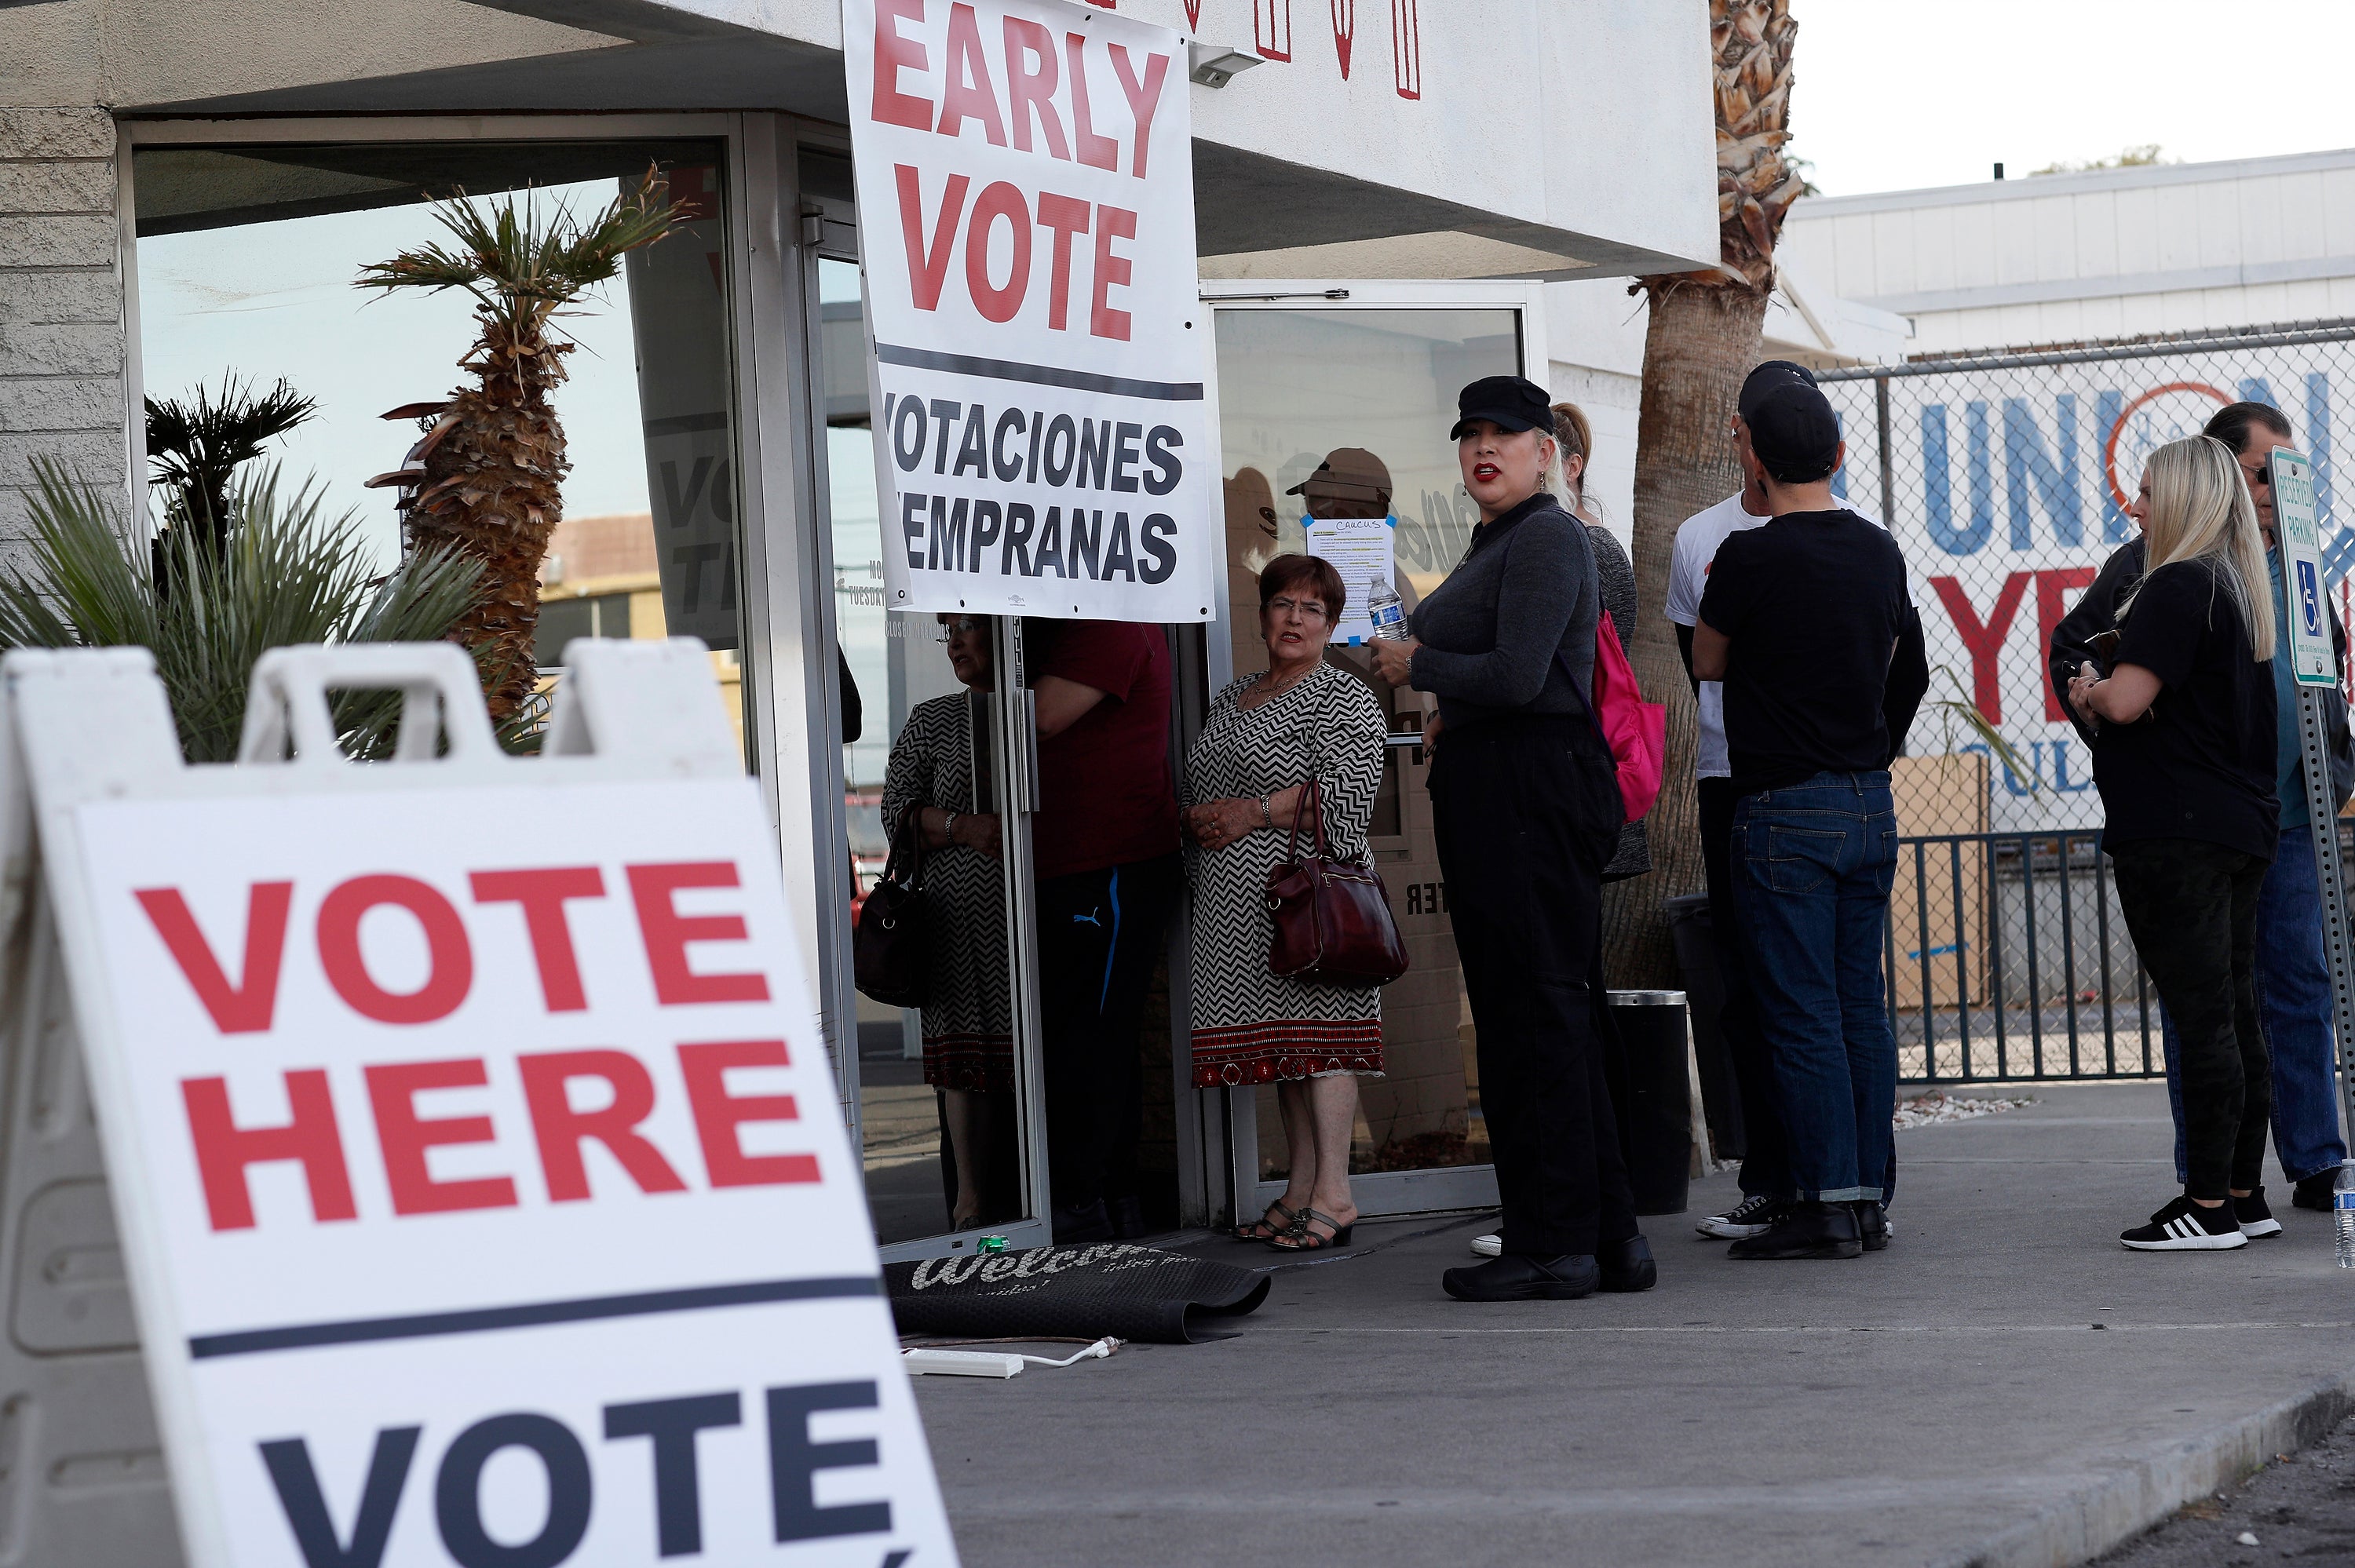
[2299, 558, 2323, 636]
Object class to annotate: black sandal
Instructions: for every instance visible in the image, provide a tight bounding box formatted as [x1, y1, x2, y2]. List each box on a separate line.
[1268, 1207, 1355, 1251]
[1235, 1199, 1303, 1242]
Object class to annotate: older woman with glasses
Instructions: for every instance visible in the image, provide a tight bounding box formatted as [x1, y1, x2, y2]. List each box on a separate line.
[1185, 554, 1389, 1252]
[880, 613, 1013, 1229]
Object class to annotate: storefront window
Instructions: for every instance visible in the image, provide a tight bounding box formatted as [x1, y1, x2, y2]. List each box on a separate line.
[133, 139, 747, 746]
[1213, 304, 1521, 1185]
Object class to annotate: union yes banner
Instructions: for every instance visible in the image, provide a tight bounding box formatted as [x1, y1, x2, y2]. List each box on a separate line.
[845, 0, 1218, 622]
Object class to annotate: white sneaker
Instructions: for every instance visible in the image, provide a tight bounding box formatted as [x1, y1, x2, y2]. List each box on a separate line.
[1696, 1193, 1785, 1240]
[1470, 1234, 1501, 1257]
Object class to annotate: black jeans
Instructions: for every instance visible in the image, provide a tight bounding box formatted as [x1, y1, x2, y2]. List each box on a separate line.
[1036, 853, 1180, 1212]
[1430, 716, 1637, 1258]
[1699, 776, 1791, 1200]
[2109, 838, 2271, 1201]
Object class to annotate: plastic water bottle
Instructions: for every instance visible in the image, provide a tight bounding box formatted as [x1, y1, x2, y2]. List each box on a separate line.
[2337, 1161, 2355, 1269]
[1367, 578, 1407, 640]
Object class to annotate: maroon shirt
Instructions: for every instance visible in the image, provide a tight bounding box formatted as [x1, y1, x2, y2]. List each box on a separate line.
[1033, 621, 1178, 881]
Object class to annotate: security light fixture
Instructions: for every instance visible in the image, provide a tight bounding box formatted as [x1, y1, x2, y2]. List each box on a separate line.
[1188, 42, 1266, 89]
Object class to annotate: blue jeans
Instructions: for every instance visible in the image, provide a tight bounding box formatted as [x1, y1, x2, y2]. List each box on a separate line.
[2158, 824, 2348, 1185]
[1731, 771, 1899, 1204]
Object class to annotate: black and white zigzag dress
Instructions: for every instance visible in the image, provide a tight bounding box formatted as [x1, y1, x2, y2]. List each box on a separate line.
[880, 691, 1014, 1093]
[1182, 661, 1388, 1087]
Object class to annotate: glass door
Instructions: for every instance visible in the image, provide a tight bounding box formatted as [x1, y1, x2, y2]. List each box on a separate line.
[1204, 284, 1546, 1220]
[801, 148, 1052, 1260]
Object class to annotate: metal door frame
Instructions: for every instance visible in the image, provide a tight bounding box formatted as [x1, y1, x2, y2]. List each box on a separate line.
[1198, 279, 1550, 1223]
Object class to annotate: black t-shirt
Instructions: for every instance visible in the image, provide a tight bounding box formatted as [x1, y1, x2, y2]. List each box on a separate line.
[1696, 508, 1912, 797]
[2092, 559, 2278, 860]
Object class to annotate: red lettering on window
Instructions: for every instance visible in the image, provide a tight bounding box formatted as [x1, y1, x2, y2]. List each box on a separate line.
[870, 0, 934, 132]
[182, 1070, 356, 1231]
[677, 1041, 820, 1188]
[1091, 204, 1137, 341]
[1930, 572, 2029, 725]
[469, 867, 604, 1012]
[316, 875, 473, 1025]
[135, 882, 292, 1034]
[517, 1050, 688, 1202]
[895, 164, 970, 313]
[626, 863, 770, 1005]
[365, 1059, 517, 1215]
[2036, 567, 2099, 723]
[1064, 32, 1121, 171]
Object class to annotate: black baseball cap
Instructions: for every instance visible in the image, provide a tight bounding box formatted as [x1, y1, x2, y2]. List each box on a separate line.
[1745, 381, 1843, 484]
[1737, 359, 1820, 422]
[1450, 375, 1557, 440]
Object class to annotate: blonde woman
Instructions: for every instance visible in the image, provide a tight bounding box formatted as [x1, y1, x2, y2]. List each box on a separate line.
[2068, 436, 2280, 1253]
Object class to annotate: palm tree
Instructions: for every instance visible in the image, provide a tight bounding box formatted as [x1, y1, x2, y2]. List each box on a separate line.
[1605, 0, 1804, 984]
[0, 459, 484, 762]
[145, 374, 319, 553]
[358, 169, 690, 721]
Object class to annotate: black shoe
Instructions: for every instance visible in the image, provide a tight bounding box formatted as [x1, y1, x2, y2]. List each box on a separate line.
[1106, 1194, 1149, 1239]
[1597, 1235, 1657, 1293]
[2120, 1194, 2246, 1251]
[2234, 1187, 2282, 1238]
[1853, 1201, 1889, 1252]
[1728, 1200, 1862, 1260]
[2294, 1171, 2338, 1212]
[1696, 1193, 1785, 1239]
[1051, 1198, 1114, 1245]
[1442, 1253, 1600, 1301]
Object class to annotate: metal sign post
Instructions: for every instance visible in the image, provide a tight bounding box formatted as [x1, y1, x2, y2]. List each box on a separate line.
[2270, 447, 2355, 1152]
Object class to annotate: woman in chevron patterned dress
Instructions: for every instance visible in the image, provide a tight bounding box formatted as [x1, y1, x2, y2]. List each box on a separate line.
[1182, 554, 1389, 1252]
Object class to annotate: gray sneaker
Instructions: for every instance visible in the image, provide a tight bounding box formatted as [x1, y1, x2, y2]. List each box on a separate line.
[1696, 1193, 1785, 1239]
[1470, 1234, 1501, 1257]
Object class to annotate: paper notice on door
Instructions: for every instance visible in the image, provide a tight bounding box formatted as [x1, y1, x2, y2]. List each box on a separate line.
[1305, 515, 1398, 644]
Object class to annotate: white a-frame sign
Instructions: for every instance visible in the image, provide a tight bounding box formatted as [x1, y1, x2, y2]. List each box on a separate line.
[0, 640, 955, 1567]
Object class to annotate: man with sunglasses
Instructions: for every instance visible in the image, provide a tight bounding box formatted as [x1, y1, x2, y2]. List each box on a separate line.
[2050, 401, 2354, 1220]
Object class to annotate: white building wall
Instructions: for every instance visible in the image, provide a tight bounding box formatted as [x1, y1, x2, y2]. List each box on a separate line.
[1784, 147, 2355, 357]
[0, 108, 123, 555]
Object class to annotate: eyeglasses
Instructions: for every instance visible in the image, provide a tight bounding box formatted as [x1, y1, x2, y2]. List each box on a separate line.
[2241, 462, 2273, 489]
[933, 615, 984, 643]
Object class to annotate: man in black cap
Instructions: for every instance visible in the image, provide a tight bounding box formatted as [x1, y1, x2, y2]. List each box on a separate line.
[1690, 373, 1921, 1261]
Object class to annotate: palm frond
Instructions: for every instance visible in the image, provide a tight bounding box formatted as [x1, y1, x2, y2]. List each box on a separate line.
[144, 374, 319, 539]
[1926, 663, 2039, 793]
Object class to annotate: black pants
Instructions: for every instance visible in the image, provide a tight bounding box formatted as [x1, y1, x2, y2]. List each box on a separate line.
[1036, 853, 1180, 1213]
[2109, 839, 2272, 1201]
[1431, 717, 1637, 1258]
[1698, 776, 1791, 1199]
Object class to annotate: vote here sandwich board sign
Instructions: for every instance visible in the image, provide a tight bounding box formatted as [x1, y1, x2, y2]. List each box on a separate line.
[10, 644, 955, 1568]
[845, 0, 1218, 623]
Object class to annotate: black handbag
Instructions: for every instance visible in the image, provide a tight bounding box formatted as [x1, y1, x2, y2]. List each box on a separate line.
[854, 808, 929, 1007]
[1264, 776, 1409, 988]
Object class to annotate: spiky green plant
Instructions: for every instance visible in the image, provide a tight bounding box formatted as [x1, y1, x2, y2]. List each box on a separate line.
[1926, 663, 2040, 793]
[0, 458, 487, 762]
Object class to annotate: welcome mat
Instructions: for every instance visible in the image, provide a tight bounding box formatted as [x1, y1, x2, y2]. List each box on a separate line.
[885, 1243, 1272, 1344]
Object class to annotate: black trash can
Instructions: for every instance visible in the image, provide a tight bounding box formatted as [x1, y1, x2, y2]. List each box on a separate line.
[1605, 989, 1692, 1217]
[1663, 892, 1745, 1162]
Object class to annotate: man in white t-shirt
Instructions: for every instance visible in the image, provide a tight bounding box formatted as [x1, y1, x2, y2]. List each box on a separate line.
[1667, 361, 1910, 1243]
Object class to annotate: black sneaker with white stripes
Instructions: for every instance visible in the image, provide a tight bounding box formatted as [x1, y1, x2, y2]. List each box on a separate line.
[2233, 1187, 2282, 1238]
[1696, 1194, 1784, 1239]
[2120, 1195, 2247, 1252]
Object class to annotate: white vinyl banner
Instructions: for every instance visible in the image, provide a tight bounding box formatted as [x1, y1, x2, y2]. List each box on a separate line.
[60, 774, 954, 1566]
[844, 0, 1218, 622]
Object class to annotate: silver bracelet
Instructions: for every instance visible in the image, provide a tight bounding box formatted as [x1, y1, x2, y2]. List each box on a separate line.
[1258, 793, 1272, 829]
[943, 811, 960, 841]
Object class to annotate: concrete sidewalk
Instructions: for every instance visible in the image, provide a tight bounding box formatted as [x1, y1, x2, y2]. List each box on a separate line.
[911, 1084, 2355, 1568]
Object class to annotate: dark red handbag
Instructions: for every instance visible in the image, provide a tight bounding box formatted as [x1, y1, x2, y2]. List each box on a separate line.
[854, 808, 929, 1007]
[1264, 775, 1409, 987]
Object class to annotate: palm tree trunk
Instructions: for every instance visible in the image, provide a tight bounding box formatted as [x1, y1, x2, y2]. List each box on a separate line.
[1602, 280, 1769, 986]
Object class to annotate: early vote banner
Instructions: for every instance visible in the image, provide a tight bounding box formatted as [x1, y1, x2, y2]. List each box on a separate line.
[13, 647, 955, 1567]
[845, 0, 1218, 622]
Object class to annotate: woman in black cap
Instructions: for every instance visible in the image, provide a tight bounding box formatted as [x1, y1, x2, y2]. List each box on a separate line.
[1370, 375, 1650, 1301]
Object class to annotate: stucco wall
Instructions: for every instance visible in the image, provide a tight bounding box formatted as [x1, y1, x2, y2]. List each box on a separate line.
[0, 108, 123, 556]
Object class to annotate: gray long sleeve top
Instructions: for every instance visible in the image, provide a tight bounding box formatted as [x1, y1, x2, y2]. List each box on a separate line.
[1407, 492, 1598, 731]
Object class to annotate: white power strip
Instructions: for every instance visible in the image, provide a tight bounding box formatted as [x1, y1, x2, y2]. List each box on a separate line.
[902, 1349, 1026, 1378]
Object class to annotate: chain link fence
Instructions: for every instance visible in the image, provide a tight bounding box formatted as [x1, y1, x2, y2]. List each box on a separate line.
[1816, 319, 2355, 1081]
